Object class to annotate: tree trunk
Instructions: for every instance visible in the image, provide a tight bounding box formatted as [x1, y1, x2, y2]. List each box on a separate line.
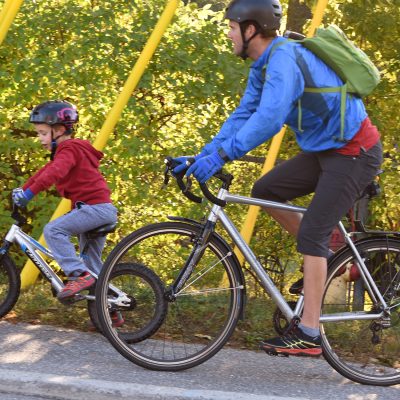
[286, 0, 312, 34]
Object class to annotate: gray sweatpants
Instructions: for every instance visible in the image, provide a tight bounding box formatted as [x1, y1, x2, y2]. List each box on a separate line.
[43, 203, 118, 277]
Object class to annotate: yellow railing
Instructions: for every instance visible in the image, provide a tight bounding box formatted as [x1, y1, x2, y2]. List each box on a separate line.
[0, 0, 24, 46]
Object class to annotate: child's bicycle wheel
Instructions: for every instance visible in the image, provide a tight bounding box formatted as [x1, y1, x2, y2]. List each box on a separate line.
[0, 255, 21, 318]
[89, 262, 167, 339]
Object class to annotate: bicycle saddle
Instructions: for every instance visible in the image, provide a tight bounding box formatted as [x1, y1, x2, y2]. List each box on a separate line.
[87, 222, 117, 237]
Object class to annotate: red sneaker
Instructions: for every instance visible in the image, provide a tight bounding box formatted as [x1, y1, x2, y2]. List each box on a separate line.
[57, 272, 96, 300]
[87, 311, 125, 332]
[111, 310, 125, 328]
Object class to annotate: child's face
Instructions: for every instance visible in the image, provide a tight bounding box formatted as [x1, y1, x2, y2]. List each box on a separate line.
[34, 123, 65, 151]
[34, 124, 52, 151]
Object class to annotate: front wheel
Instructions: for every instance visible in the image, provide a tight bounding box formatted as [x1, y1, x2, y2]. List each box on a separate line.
[321, 237, 400, 386]
[96, 221, 244, 371]
[0, 255, 21, 318]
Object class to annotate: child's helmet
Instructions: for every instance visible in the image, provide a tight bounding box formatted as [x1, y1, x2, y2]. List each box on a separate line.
[29, 100, 79, 131]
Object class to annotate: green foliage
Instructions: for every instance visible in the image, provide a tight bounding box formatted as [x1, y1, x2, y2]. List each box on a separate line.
[0, 0, 248, 261]
[0, 0, 399, 280]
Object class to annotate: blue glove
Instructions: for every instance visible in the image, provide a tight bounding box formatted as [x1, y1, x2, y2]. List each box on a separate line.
[12, 188, 34, 207]
[172, 151, 207, 175]
[186, 151, 225, 183]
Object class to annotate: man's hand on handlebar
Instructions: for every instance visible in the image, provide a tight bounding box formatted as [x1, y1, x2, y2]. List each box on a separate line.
[185, 152, 226, 184]
[164, 156, 233, 207]
[171, 151, 207, 175]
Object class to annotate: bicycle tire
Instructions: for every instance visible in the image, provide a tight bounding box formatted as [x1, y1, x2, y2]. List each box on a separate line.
[0, 255, 21, 318]
[96, 221, 244, 371]
[321, 237, 400, 386]
[88, 262, 167, 338]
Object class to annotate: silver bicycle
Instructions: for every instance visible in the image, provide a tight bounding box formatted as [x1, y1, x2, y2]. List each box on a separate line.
[0, 203, 166, 339]
[95, 159, 400, 386]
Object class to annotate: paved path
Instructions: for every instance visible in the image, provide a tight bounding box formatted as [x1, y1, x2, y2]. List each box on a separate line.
[0, 321, 398, 399]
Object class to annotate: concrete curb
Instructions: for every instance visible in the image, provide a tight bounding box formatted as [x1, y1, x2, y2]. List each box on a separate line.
[0, 368, 308, 400]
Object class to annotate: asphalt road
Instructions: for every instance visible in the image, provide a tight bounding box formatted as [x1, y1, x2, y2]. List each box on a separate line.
[0, 321, 399, 400]
[0, 395, 50, 400]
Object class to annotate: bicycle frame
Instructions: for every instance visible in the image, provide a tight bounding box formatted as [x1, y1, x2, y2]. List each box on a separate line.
[5, 223, 65, 292]
[4, 223, 129, 306]
[200, 188, 389, 324]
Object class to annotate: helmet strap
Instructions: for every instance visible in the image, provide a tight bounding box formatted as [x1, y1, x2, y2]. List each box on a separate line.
[239, 23, 260, 60]
[50, 140, 57, 161]
[50, 127, 68, 161]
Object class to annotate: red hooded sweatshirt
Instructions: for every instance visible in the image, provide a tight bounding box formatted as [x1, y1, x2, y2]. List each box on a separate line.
[23, 139, 112, 208]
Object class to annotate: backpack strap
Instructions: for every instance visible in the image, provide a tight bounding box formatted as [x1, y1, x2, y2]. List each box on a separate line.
[262, 38, 349, 142]
[303, 83, 348, 142]
[261, 38, 289, 82]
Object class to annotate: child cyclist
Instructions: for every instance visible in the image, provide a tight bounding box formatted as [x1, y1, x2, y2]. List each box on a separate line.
[12, 100, 121, 325]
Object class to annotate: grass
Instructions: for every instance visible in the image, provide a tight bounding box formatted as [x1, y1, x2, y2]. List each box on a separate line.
[4, 278, 95, 331]
[4, 277, 285, 348]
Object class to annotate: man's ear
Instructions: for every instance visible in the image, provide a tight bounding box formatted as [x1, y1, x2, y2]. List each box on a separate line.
[245, 23, 257, 39]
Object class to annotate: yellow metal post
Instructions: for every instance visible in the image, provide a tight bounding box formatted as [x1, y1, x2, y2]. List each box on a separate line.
[0, 0, 24, 47]
[308, 0, 329, 37]
[234, 0, 329, 264]
[20, 0, 180, 287]
[0, 0, 13, 27]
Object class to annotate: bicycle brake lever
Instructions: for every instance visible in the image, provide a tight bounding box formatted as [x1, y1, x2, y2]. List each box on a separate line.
[163, 157, 178, 188]
[162, 166, 170, 188]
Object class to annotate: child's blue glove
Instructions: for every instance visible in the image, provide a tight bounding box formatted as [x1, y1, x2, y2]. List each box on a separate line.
[12, 188, 34, 207]
[172, 151, 207, 175]
[186, 151, 225, 183]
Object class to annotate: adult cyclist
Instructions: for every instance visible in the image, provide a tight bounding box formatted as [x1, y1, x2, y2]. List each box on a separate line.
[173, 0, 383, 357]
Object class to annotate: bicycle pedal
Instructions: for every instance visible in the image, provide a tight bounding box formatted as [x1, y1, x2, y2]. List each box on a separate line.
[262, 348, 289, 358]
[58, 293, 86, 306]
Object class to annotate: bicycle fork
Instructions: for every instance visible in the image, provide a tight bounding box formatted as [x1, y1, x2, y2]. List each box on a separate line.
[166, 220, 216, 300]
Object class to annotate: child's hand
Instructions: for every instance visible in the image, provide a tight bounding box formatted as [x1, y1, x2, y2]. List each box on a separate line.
[12, 188, 34, 207]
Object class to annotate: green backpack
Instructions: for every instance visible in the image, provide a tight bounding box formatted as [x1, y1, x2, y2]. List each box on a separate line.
[266, 25, 381, 141]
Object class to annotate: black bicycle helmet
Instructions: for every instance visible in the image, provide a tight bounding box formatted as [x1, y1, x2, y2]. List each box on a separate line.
[225, 0, 282, 31]
[29, 100, 78, 131]
[30, 100, 79, 160]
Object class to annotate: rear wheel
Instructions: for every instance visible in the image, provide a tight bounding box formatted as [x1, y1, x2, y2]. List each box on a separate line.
[96, 221, 244, 371]
[0, 255, 21, 318]
[321, 238, 400, 386]
[88, 262, 166, 338]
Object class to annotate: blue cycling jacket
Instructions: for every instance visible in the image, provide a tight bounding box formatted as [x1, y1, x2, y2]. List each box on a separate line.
[202, 37, 367, 160]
